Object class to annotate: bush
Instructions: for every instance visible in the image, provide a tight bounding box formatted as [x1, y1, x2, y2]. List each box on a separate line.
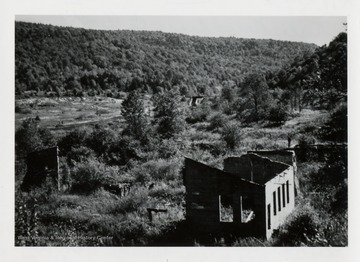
[186, 103, 211, 124]
[221, 122, 242, 150]
[131, 158, 182, 183]
[107, 136, 142, 165]
[148, 182, 185, 203]
[70, 158, 108, 193]
[273, 204, 322, 246]
[267, 104, 288, 125]
[58, 127, 90, 156]
[86, 125, 118, 157]
[107, 187, 148, 215]
[207, 112, 227, 131]
[65, 146, 96, 165]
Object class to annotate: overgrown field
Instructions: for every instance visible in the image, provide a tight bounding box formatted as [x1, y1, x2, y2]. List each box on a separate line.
[15, 94, 346, 246]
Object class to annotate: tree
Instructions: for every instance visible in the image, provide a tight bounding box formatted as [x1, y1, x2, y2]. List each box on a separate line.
[237, 73, 272, 123]
[152, 89, 185, 138]
[121, 90, 149, 142]
[58, 127, 90, 156]
[267, 104, 288, 125]
[317, 103, 347, 142]
[15, 118, 56, 157]
[86, 125, 118, 157]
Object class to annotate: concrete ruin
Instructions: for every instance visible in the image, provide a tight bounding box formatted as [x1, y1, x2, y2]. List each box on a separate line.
[183, 151, 297, 239]
[21, 146, 60, 191]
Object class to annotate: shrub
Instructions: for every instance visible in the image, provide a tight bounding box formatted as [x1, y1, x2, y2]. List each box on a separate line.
[86, 125, 118, 157]
[107, 187, 148, 215]
[15, 192, 40, 246]
[58, 127, 90, 156]
[154, 138, 179, 159]
[131, 158, 182, 183]
[70, 158, 108, 193]
[221, 122, 242, 150]
[107, 136, 142, 165]
[267, 104, 288, 125]
[186, 103, 211, 124]
[65, 146, 96, 165]
[207, 112, 227, 131]
[273, 204, 322, 246]
[148, 182, 185, 203]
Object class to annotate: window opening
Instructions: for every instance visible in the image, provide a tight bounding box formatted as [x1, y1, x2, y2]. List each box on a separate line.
[240, 195, 255, 223]
[282, 183, 286, 208]
[273, 191, 276, 216]
[267, 204, 271, 229]
[286, 180, 290, 204]
[277, 187, 281, 212]
[219, 195, 233, 222]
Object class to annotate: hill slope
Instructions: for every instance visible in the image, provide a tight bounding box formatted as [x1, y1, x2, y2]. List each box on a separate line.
[15, 21, 317, 96]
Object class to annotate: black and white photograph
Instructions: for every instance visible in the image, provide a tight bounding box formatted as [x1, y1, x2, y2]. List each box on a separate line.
[1, 0, 360, 260]
[13, 15, 348, 247]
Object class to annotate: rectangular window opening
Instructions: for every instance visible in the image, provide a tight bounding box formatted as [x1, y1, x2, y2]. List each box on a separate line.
[273, 191, 276, 216]
[219, 195, 233, 222]
[267, 204, 271, 230]
[277, 187, 281, 212]
[240, 195, 256, 223]
[286, 180, 290, 204]
[282, 183, 286, 208]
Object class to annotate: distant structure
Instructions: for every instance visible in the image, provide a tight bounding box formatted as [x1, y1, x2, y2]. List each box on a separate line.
[21, 146, 60, 191]
[189, 96, 204, 106]
[183, 151, 297, 239]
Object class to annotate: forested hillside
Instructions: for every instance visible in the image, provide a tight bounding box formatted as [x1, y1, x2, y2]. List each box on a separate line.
[266, 32, 347, 111]
[15, 21, 316, 97]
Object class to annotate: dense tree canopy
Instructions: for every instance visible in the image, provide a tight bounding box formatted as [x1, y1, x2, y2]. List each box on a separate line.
[267, 32, 347, 110]
[15, 21, 316, 97]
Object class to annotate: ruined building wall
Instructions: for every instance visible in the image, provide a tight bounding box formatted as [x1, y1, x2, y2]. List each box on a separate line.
[21, 147, 59, 191]
[223, 154, 289, 184]
[184, 158, 266, 237]
[223, 156, 252, 181]
[248, 150, 295, 166]
[184, 158, 223, 232]
[265, 166, 295, 239]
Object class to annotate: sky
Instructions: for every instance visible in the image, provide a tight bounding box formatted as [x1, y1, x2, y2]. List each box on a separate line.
[15, 15, 346, 46]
